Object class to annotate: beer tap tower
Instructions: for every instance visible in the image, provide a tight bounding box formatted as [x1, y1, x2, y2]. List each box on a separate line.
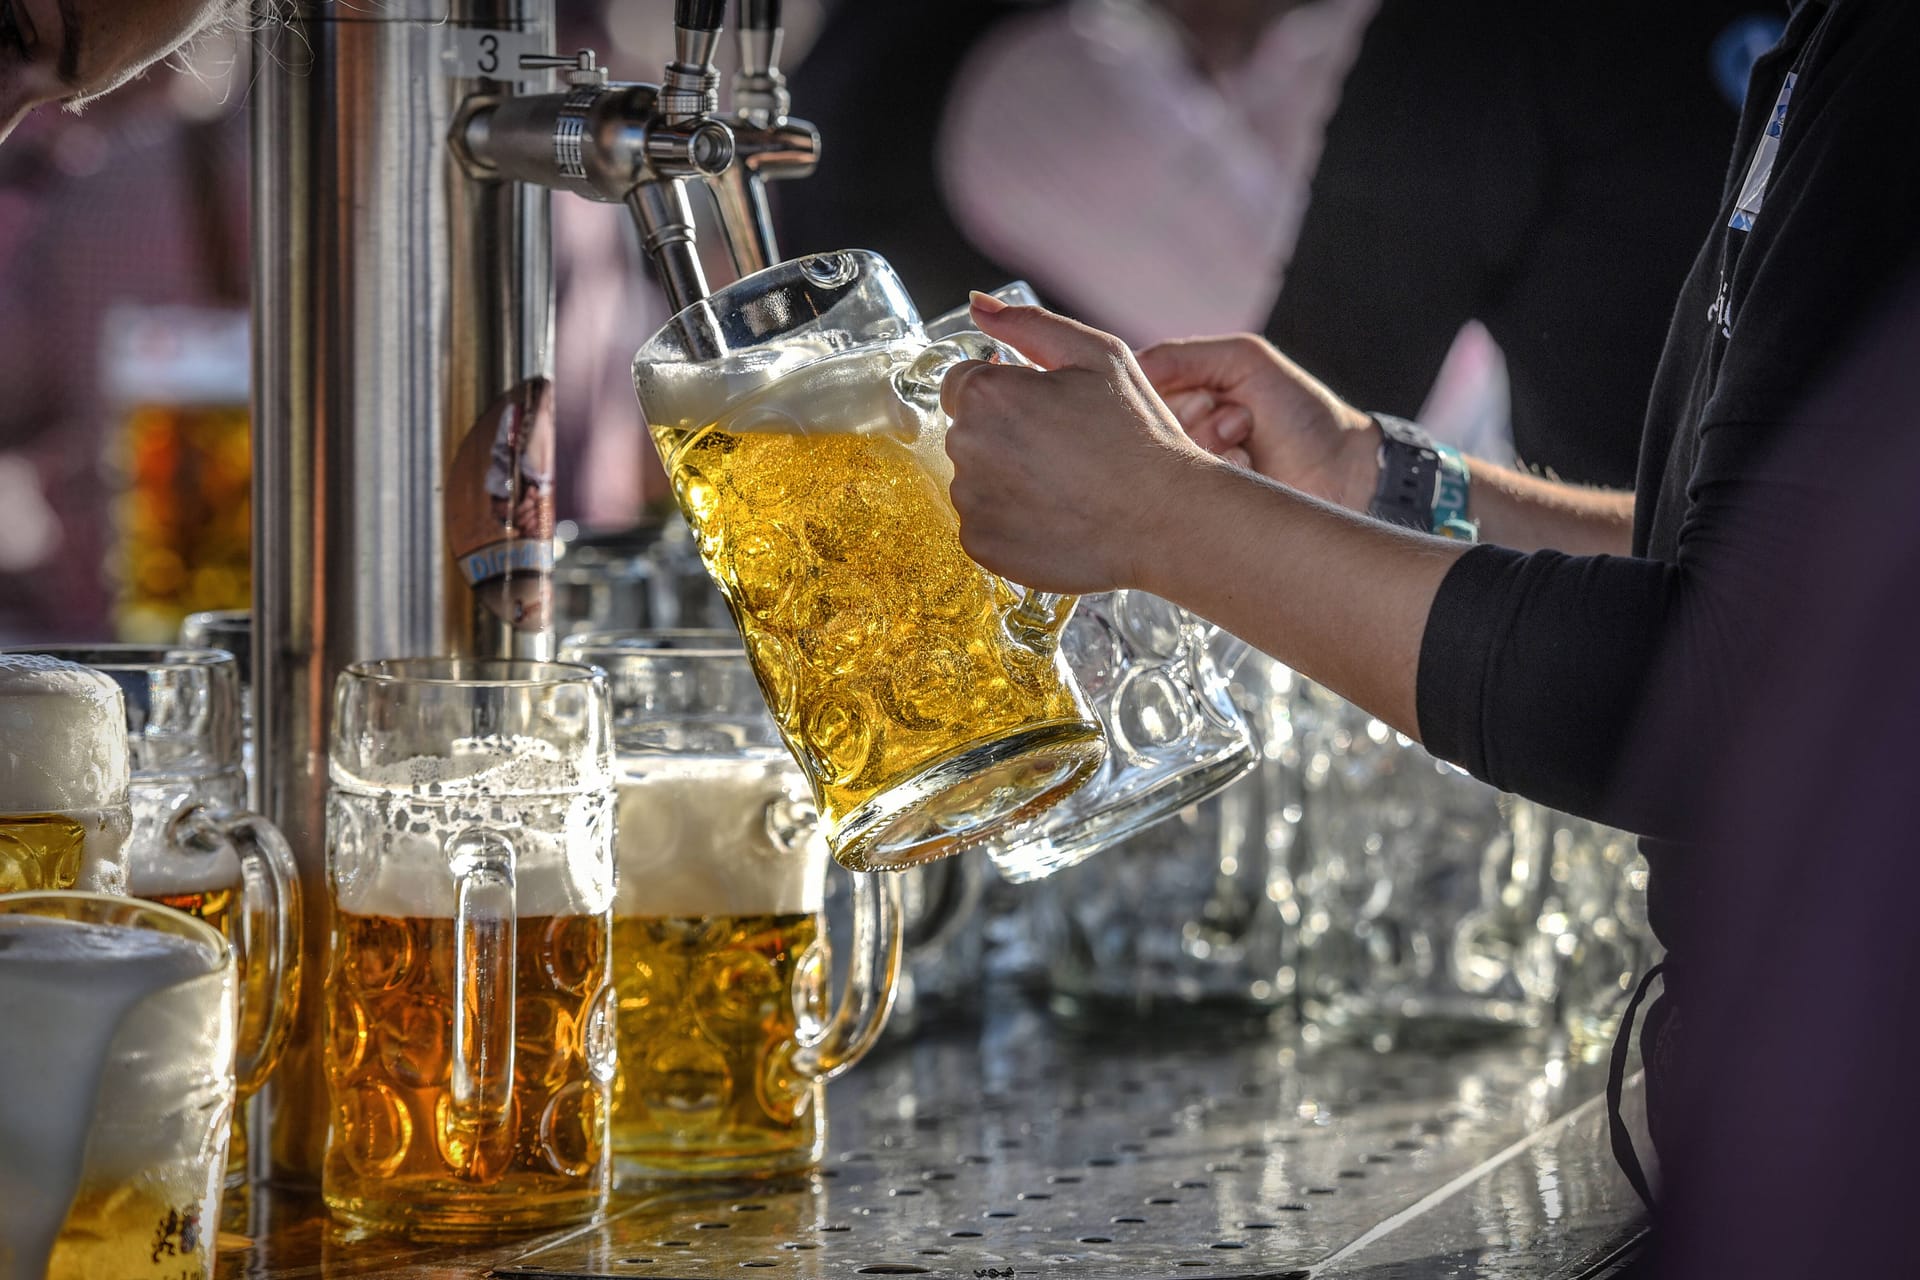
[250, 0, 806, 1184]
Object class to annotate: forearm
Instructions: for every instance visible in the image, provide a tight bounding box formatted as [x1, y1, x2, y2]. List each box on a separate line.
[1323, 420, 1635, 555]
[1135, 458, 1467, 740]
[1464, 456, 1636, 555]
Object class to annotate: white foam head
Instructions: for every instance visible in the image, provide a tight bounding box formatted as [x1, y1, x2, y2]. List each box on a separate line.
[0, 656, 130, 814]
[0, 913, 230, 1280]
[613, 749, 826, 919]
[330, 735, 616, 920]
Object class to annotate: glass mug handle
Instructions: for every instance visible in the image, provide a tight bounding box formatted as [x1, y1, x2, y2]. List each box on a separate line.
[894, 331, 1077, 649]
[792, 870, 904, 1081]
[447, 829, 517, 1145]
[171, 803, 303, 1097]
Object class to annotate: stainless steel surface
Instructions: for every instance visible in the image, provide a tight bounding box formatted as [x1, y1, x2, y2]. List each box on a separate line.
[500, 998, 1646, 1278]
[250, 0, 555, 1184]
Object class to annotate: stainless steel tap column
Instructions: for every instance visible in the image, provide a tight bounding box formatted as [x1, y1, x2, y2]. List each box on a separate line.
[250, 0, 555, 1185]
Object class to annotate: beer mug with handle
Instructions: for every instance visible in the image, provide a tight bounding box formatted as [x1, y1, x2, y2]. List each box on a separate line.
[324, 659, 616, 1239]
[559, 630, 903, 1182]
[0, 892, 237, 1280]
[11, 645, 301, 1199]
[632, 250, 1107, 873]
[0, 655, 133, 896]
[924, 285, 1260, 882]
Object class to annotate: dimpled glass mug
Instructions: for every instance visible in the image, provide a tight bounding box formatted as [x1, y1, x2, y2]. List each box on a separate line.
[323, 659, 616, 1240]
[558, 630, 903, 1182]
[0, 892, 237, 1280]
[632, 251, 1106, 873]
[6, 644, 302, 1207]
[923, 283, 1259, 882]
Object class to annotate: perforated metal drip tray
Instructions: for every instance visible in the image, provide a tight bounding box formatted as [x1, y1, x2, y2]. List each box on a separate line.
[500, 999, 1647, 1279]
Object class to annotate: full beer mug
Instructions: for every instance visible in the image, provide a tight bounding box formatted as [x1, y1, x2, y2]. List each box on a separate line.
[559, 631, 903, 1181]
[921, 286, 1259, 881]
[0, 892, 237, 1280]
[10, 645, 302, 1195]
[0, 655, 132, 895]
[323, 659, 616, 1239]
[632, 250, 1106, 872]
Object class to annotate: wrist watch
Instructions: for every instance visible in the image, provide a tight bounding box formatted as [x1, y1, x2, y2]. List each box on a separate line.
[1367, 414, 1478, 541]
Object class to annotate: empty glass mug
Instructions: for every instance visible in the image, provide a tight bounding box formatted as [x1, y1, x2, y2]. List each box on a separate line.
[1031, 642, 1299, 1020]
[632, 250, 1106, 873]
[178, 610, 253, 788]
[323, 659, 616, 1239]
[0, 892, 237, 1280]
[11, 645, 302, 1194]
[1293, 680, 1555, 1047]
[924, 287, 1259, 881]
[1513, 801, 1661, 1061]
[0, 654, 133, 896]
[559, 630, 903, 1181]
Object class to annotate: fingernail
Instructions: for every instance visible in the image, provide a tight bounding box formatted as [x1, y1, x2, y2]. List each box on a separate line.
[969, 290, 1010, 314]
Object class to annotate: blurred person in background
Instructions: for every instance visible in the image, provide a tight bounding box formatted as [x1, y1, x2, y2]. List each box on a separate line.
[794, 0, 1771, 488]
[939, 0, 1920, 1198]
[0, 38, 246, 642]
[1267, 1, 1776, 487]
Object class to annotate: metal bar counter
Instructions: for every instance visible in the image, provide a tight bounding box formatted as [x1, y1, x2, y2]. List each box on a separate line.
[217, 996, 1647, 1279]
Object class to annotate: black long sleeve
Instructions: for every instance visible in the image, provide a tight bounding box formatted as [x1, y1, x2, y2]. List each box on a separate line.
[1413, 0, 1920, 840]
[1410, 0, 1920, 959]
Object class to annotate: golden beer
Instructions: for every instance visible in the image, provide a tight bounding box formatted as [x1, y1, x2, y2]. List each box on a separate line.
[323, 910, 613, 1239]
[612, 911, 826, 1176]
[0, 812, 89, 892]
[649, 345, 1098, 868]
[43, 1185, 213, 1280]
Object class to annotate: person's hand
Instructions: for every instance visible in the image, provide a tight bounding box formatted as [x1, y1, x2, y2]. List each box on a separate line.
[1137, 333, 1381, 513]
[940, 294, 1226, 596]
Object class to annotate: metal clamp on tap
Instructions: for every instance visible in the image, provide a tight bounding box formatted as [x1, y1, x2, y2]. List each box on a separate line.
[452, 0, 736, 311]
[708, 0, 821, 277]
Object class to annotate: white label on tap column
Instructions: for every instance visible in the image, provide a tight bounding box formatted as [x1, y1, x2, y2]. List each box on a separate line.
[443, 28, 545, 83]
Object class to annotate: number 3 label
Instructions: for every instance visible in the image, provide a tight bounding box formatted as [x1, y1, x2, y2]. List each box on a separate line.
[445, 28, 541, 82]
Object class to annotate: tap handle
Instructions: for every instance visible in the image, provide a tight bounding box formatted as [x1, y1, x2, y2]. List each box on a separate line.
[677, 0, 727, 33]
[742, 0, 781, 34]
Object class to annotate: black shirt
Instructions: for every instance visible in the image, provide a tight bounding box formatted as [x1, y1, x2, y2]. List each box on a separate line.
[1414, 0, 1920, 971]
[1267, 0, 1753, 488]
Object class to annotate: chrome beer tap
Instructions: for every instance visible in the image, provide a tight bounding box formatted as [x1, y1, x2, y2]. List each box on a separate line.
[708, 0, 821, 276]
[454, 0, 737, 312]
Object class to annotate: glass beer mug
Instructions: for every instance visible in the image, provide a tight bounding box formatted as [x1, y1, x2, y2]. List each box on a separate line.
[558, 630, 903, 1181]
[0, 892, 237, 1280]
[0, 654, 133, 895]
[323, 659, 616, 1239]
[925, 285, 1259, 883]
[631, 250, 1106, 873]
[12, 645, 302, 1199]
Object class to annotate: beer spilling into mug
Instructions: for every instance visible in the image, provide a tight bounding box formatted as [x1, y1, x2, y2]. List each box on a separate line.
[609, 749, 830, 1177]
[0, 897, 237, 1280]
[0, 656, 133, 896]
[647, 344, 1090, 852]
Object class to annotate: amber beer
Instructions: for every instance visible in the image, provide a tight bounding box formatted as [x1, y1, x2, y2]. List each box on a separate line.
[608, 751, 832, 1177]
[0, 655, 133, 895]
[323, 909, 610, 1232]
[323, 658, 617, 1240]
[647, 346, 1094, 865]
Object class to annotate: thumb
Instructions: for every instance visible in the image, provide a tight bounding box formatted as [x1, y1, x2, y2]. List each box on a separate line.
[968, 292, 1130, 373]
